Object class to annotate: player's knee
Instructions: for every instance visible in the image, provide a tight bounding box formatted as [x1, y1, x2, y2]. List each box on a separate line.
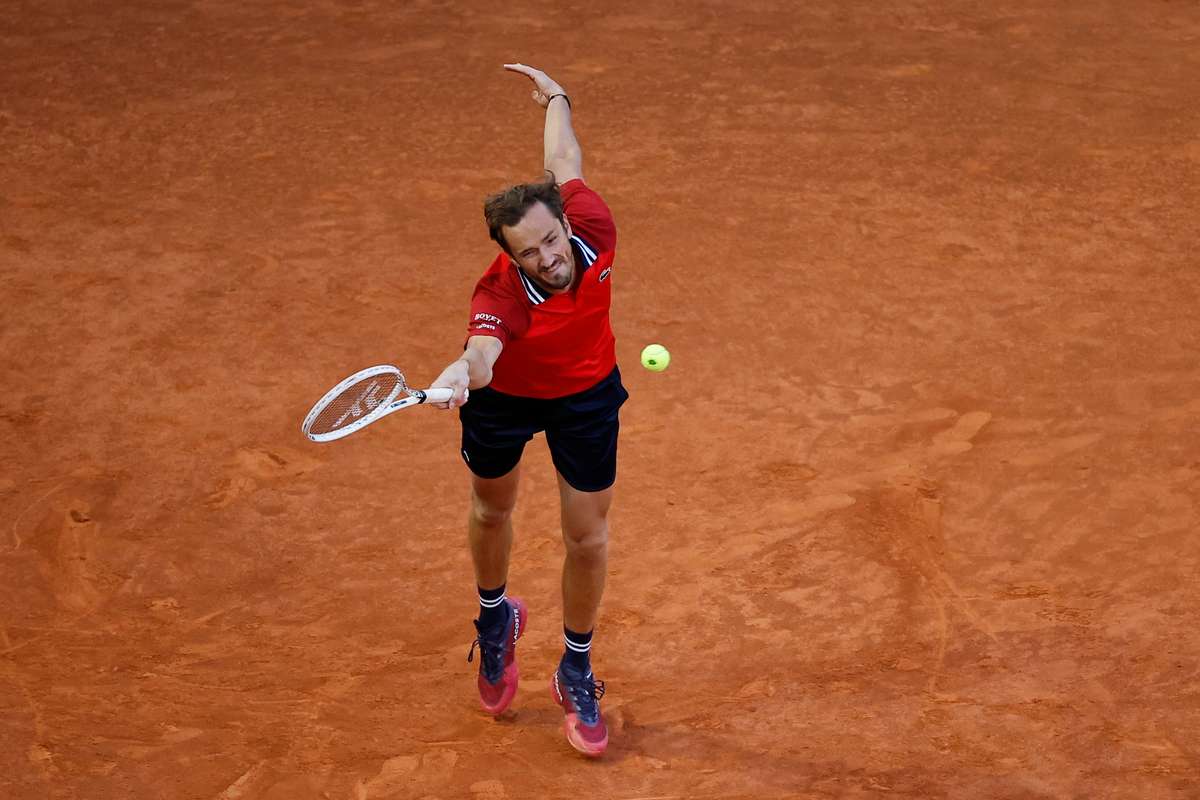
[563, 522, 608, 558]
[470, 491, 515, 529]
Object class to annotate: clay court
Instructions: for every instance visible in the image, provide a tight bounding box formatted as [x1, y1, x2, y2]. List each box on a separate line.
[3, 1, 1199, 798]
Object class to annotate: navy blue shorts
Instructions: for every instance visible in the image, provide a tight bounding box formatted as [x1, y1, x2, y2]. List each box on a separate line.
[459, 366, 629, 492]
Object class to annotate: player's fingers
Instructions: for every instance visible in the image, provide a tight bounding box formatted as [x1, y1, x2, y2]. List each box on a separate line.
[448, 386, 470, 409]
[505, 63, 551, 86]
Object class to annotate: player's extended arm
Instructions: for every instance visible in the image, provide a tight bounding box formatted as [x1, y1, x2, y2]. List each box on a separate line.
[430, 335, 504, 409]
[503, 63, 582, 184]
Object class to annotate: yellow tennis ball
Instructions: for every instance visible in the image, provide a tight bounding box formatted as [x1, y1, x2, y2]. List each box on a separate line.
[640, 343, 670, 372]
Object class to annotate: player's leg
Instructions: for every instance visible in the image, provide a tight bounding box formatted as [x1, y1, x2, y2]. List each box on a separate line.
[557, 476, 611, 638]
[543, 367, 627, 756]
[466, 467, 529, 715]
[549, 477, 612, 755]
[468, 467, 520, 592]
[459, 388, 538, 716]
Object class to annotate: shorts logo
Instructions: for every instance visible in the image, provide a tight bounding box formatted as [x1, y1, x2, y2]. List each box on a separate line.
[598, 267, 612, 282]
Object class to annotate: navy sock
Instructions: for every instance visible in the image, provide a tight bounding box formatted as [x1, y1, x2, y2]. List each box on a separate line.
[561, 626, 593, 673]
[477, 584, 507, 629]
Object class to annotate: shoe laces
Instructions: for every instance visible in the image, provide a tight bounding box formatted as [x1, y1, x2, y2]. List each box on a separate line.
[561, 668, 606, 723]
[467, 615, 508, 683]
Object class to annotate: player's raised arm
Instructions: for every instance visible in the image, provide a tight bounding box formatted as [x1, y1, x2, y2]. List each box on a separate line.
[503, 63, 582, 184]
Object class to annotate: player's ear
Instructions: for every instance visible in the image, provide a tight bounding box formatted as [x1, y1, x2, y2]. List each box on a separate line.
[562, 216, 572, 239]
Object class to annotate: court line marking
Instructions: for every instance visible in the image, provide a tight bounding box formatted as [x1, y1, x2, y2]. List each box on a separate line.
[9, 481, 66, 550]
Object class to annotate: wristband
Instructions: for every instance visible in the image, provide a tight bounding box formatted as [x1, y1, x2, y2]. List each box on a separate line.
[548, 93, 572, 110]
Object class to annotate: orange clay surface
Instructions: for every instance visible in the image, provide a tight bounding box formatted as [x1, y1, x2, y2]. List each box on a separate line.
[3, 2, 1199, 798]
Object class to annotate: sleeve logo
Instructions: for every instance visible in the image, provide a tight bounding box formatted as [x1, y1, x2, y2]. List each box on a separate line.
[473, 312, 503, 324]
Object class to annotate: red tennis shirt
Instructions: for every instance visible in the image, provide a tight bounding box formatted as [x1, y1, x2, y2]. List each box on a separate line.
[466, 179, 618, 399]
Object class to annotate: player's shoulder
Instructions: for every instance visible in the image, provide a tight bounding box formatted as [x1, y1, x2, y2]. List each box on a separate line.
[475, 254, 520, 293]
[473, 256, 532, 315]
[560, 178, 616, 252]
[470, 256, 529, 340]
[560, 177, 609, 208]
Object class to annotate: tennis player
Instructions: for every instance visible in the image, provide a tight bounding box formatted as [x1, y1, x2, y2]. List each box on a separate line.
[429, 63, 624, 758]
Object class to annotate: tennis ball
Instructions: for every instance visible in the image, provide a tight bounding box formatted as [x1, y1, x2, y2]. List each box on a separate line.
[640, 343, 670, 372]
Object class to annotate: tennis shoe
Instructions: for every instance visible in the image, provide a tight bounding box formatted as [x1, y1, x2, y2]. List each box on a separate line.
[550, 662, 608, 757]
[467, 597, 527, 715]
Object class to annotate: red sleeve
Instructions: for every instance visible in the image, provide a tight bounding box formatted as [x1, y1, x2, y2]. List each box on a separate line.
[560, 179, 616, 252]
[467, 273, 528, 345]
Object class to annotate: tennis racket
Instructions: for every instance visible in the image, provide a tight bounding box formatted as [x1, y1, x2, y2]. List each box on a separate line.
[301, 364, 456, 443]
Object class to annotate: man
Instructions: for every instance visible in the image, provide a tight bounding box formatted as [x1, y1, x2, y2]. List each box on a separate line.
[430, 63, 626, 758]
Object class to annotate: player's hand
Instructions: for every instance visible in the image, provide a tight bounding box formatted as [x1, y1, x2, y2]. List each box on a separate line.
[503, 63, 566, 108]
[430, 358, 471, 410]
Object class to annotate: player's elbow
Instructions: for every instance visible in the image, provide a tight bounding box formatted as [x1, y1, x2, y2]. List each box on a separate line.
[545, 148, 582, 179]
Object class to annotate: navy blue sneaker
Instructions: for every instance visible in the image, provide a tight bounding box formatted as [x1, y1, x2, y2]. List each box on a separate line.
[550, 662, 608, 756]
[467, 597, 527, 715]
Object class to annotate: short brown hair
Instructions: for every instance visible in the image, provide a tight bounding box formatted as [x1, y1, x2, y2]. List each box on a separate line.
[483, 171, 565, 255]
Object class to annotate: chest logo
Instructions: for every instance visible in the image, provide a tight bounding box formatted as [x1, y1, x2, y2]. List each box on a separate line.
[598, 266, 612, 282]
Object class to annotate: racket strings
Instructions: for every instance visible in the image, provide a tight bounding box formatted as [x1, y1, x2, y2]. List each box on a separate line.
[308, 371, 405, 436]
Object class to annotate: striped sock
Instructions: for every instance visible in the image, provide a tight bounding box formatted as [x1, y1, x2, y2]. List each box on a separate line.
[478, 584, 507, 629]
[562, 626, 593, 673]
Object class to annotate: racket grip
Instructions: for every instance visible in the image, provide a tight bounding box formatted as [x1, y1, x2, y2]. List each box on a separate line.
[422, 387, 455, 403]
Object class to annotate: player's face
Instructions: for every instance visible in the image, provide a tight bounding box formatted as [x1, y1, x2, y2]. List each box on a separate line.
[503, 201, 575, 293]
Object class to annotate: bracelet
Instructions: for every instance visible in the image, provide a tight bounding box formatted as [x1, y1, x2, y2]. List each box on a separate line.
[547, 93, 572, 110]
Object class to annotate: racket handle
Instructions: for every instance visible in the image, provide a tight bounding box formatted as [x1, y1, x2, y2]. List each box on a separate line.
[421, 387, 455, 403]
